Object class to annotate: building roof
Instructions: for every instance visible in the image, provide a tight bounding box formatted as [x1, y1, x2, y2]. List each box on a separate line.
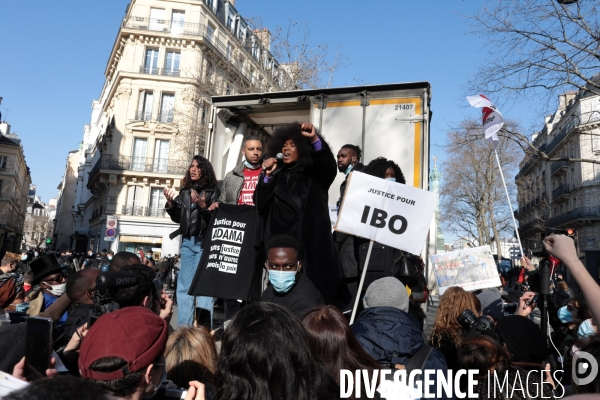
[0, 135, 19, 147]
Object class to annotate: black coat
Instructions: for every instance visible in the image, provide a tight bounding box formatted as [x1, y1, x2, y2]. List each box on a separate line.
[254, 139, 350, 308]
[166, 187, 219, 239]
[260, 273, 324, 320]
[351, 307, 450, 400]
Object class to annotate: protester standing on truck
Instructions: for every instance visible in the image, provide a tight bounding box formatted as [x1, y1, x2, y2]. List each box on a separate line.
[210, 135, 264, 320]
[254, 122, 350, 309]
[164, 155, 220, 328]
[333, 144, 364, 301]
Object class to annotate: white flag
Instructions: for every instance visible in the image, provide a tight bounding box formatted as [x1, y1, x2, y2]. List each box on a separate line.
[466, 94, 504, 147]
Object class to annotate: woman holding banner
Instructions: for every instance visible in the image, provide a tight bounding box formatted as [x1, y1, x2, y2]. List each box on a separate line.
[254, 122, 350, 309]
[164, 155, 220, 328]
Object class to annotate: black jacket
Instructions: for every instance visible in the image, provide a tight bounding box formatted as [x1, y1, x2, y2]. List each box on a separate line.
[254, 138, 350, 308]
[351, 307, 450, 400]
[337, 162, 364, 209]
[166, 187, 220, 239]
[260, 273, 324, 320]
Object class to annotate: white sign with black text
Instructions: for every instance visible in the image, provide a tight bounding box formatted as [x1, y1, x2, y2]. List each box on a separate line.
[335, 171, 438, 255]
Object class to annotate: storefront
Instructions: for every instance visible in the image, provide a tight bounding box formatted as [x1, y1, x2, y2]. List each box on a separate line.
[118, 235, 164, 260]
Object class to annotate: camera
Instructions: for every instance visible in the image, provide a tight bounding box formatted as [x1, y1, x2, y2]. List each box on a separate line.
[502, 302, 518, 316]
[89, 271, 140, 326]
[458, 309, 495, 335]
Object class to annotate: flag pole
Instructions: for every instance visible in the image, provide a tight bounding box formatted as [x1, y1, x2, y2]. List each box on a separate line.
[350, 239, 374, 324]
[493, 147, 524, 258]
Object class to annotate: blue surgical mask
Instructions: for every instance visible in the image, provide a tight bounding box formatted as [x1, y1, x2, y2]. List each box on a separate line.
[268, 270, 297, 293]
[344, 164, 353, 175]
[146, 254, 152, 259]
[21, 255, 27, 261]
[558, 306, 574, 323]
[15, 302, 29, 313]
[385, 177, 396, 182]
[107, 256, 113, 261]
[578, 318, 596, 338]
[244, 160, 260, 170]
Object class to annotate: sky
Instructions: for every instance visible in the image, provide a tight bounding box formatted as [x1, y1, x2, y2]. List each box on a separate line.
[0, 1, 546, 241]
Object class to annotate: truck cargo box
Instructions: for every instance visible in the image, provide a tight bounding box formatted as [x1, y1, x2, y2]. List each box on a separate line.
[206, 82, 432, 203]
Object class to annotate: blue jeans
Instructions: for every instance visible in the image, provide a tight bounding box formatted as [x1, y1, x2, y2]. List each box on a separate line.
[177, 236, 214, 327]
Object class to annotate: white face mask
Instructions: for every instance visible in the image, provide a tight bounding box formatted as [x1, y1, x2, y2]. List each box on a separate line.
[42, 282, 66, 297]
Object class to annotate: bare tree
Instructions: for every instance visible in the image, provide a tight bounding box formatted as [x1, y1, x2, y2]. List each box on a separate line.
[173, 17, 348, 159]
[267, 19, 348, 89]
[465, 0, 600, 106]
[440, 119, 522, 257]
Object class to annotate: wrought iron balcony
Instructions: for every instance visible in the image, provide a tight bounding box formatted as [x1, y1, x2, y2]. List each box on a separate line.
[161, 69, 180, 77]
[138, 65, 181, 77]
[158, 110, 174, 123]
[135, 111, 152, 121]
[98, 154, 189, 175]
[122, 17, 204, 36]
[139, 65, 160, 75]
[122, 206, 146, 216]
[551, 160, 569, 176]
[122, 15, 289, 85]
[548, 206, 600, 227]
[147, 207, 167, 218]
[552, 184, 571, 201]
[121, 206, 168, 218]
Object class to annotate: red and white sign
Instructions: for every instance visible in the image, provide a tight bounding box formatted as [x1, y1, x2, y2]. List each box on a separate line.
[107, 215, 118, 228]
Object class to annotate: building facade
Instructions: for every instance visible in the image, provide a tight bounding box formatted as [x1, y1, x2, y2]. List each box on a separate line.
[0, 122, 31, 252]
[52, 149, 82, 251]
[66, 0, 289, 257]
[23, 185, 54, 250]
[516, 82, 600, 279]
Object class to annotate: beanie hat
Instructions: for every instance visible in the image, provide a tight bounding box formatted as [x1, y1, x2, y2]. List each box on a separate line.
[477, 288, 504, 321]
[363, 277, 409, 312]
[78, 306, 167, 380]
[496, 315, 548, 364]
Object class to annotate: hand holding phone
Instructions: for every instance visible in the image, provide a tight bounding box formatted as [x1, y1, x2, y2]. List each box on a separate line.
[25, 317, 53, 375]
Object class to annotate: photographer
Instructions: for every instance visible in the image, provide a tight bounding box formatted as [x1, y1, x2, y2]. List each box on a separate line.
[430, 286, 482, 371]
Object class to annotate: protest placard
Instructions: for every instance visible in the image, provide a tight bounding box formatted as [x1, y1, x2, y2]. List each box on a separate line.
[335, 171, 438, 255]
[430, 245, 502, 294]
[188, 204, 257, 300]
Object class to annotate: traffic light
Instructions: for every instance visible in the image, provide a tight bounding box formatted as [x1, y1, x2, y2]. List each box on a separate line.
[45, 237, 52, 246]
[566, 228, 575, 238]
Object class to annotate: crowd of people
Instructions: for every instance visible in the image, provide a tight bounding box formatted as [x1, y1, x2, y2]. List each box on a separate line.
[1, 122, 599, 399]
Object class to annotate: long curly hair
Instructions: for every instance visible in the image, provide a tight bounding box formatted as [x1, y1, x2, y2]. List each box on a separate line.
[430, 286, 480, 348]
[182, 155, 217, 190]
[362, 157, 406, 184]
[265, 124, 319, 169]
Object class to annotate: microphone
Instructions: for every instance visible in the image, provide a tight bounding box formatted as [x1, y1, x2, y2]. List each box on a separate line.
[262, 153, 283, 171]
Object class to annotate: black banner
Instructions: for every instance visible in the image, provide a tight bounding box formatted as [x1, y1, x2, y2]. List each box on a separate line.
[188, 204, 256, 300]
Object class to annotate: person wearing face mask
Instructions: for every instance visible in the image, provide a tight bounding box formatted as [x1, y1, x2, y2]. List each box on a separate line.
[333, 145, 364, 298]
[259, 235, 323, 320]
[255, 123, 350, 310]
[59, 269, 101, 347]
[350, 157, 412, 308]
[26, 254, 69, 326]
[79, 306, 168, 400]
[17, 249, 30, 273]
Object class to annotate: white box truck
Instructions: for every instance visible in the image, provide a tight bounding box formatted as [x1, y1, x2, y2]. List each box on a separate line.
[204, 82, 437, 293]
